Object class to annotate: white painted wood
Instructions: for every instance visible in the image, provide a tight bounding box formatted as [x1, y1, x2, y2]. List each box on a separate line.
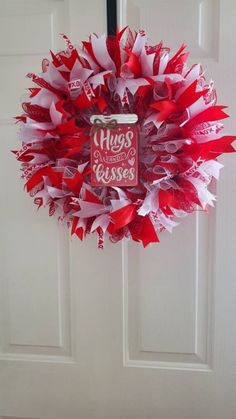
[123, 210, 214, 369]
[1, 417, 38, 419]
[0, 0, 236, 418]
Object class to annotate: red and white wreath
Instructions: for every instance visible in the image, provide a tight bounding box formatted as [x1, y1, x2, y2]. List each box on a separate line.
[14, 28, 235, 247]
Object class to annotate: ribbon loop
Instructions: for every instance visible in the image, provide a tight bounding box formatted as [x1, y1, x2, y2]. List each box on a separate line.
[92, 118, 117, 132]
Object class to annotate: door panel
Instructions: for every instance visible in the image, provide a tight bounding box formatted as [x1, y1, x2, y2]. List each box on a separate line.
[120, 0, 217, 370]
[0, 0, 72, 362]
[124, 211, 213, 369]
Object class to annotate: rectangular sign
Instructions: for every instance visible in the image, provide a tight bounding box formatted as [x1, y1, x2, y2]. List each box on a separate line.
[91, 123, 139, 187]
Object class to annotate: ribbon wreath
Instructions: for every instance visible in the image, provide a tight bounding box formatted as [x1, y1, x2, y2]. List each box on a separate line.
[13, 28, 235, 247]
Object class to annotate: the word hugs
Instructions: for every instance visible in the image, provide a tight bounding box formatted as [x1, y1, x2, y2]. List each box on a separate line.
[93, 128, 133, 153]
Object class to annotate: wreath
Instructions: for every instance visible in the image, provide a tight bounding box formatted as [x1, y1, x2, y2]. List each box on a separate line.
[14, 28, 235, 247]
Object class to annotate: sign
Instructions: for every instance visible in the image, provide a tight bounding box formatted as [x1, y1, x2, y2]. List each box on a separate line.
[90, 117, 138, 187]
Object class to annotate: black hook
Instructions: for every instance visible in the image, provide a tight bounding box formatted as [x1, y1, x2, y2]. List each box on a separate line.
[106, 0, 117, 36]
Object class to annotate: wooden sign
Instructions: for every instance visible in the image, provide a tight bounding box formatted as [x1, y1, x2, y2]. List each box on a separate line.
[90, 115, 139, 187]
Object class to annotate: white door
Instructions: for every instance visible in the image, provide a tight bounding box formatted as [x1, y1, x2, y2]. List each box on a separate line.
[0, 0, 236, 418]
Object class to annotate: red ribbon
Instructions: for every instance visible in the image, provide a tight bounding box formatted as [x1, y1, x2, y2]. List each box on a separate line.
[109, 203, 137, 232]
